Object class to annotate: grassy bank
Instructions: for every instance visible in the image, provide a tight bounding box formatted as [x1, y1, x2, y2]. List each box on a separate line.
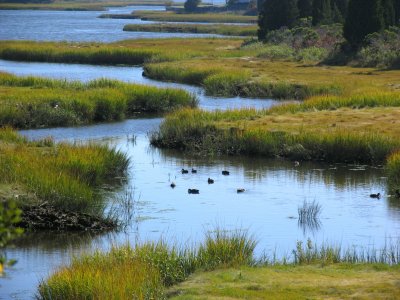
[2, 39, 397, 99]
[0, 72, 196, 129]
[38, 231, 400, 299]
[0, 127, 128, 219]
[123, 23, 257, 37]
[151, 104, 400, 164]
[101, 10, 257, 23]
[0, 0, 172, 11]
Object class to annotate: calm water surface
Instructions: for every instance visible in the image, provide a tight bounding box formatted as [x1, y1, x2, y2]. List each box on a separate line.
[0, 6, 224, 42]
[0, 6, 400, 300]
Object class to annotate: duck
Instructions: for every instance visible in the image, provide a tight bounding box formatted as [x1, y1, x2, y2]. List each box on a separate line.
[294, 161, 300, 167]
[181, 168, 189, 174]
[191, 168, 197, 174]
[188, 189, 199, 194]
[370, 193, 380, 199]
[222, 170, 230, 176]
[237, 188, 245, 193]
[207, 178, 214, 184]
[170, 182, 176, 188]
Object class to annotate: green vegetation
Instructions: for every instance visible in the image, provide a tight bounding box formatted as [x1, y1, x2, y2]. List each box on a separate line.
[0, 72, 196, 129]
[387, 151, 400, 186]
[0, 0, 173, 11]
[0, 127, 129, 216]
[168, 264, 400, 299]
[39, 231, 400, 299]
[0, 199, 23, 274]
[123, 23, 257, 36]
[38, 229, 255, 299]
[102, 10, 257, 23]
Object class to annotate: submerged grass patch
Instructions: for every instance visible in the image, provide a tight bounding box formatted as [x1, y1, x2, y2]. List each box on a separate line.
[0, 73, 196, 129]
[123, 23, 257, 36]
[0, 128, 129, 216]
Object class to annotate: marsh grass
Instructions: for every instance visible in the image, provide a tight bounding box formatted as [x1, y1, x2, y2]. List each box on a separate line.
[197, 229, 257, 270]
[127, 10, 257, 23]
[293, 239, 400, 265]
[151, 108, 400, 163]
[298, 200, 322, 234]
[123, 23, 257, 36]
[0, 128, 129, 214]
[38, 229, 257, 299]
[0, 73, 196, 129]
[387, 151, 400, 187]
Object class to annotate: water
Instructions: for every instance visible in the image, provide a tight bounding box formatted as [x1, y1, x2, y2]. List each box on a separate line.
[1, 6, 400, 300]
[0, 6, 224, 42]
[0, 59, 281, 111]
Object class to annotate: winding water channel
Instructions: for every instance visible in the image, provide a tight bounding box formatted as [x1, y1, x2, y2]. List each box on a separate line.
[0, 6, 400, 300]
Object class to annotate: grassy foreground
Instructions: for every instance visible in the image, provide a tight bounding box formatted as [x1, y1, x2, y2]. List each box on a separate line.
[101, 10, 257, 23]
[0, 72, 196, 129]
[0, 127, 128, 218]
[168, 264, 400, 299]
[38, 231, 400, 299]
[123, 23, 257, 37]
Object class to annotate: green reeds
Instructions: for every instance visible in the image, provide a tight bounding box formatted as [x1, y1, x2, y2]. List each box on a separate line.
[123, 23, 257, 36]
[387, 151, 400, 187]
[125, 11, 257, 23]
[197, 229, 257, 270]
[0, 128, 129, 215]
[151, 108, 400, 163]
[0, 73, 196, 129]
[38, 229, 257, 299]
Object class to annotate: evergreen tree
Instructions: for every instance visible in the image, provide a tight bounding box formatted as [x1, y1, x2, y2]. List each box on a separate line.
[395, 0, 400, 25]
[298, 0, 313, 17]
[258, 0, 299, 39]
[312, 0, 332, 25]
[381, 0, 396, 27]
[332, 0, 349, 18]
[184, 0, 201, 12]
[343, 0, 384, 48]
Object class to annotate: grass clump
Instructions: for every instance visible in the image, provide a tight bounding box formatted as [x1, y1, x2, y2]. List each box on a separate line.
[38, 229, 257, 299]
[38, 246, 164, 300]
[387, 151, 400, 187]
[298, 200, 322, 225]
[0, 128, 129, 215]
[197, 229, 257, 270]
[0, 73, 197, 129]
[123, 23, 257, 36]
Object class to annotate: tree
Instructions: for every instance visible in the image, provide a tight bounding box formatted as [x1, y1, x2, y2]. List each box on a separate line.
[343, 0, 384, 48]
[395, 0, 400, 25]
[298, 0, 313, 18]
[258, 0, 299, 40]
[184, 0, 201, 12]
[312, 0, 332, 25]
[381, 0, 396, 27]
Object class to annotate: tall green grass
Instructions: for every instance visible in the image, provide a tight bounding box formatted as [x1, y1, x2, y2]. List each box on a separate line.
[387, 151, 400, 187]
[0, 41, 164, 65]
[123, 23, 257, 36]
[144, 64, 340, 99]
[0, 73, 197, 129]
[151, 108, 400, 163]
[0, 128, 129, 214]
[38, 229, 257, 299]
